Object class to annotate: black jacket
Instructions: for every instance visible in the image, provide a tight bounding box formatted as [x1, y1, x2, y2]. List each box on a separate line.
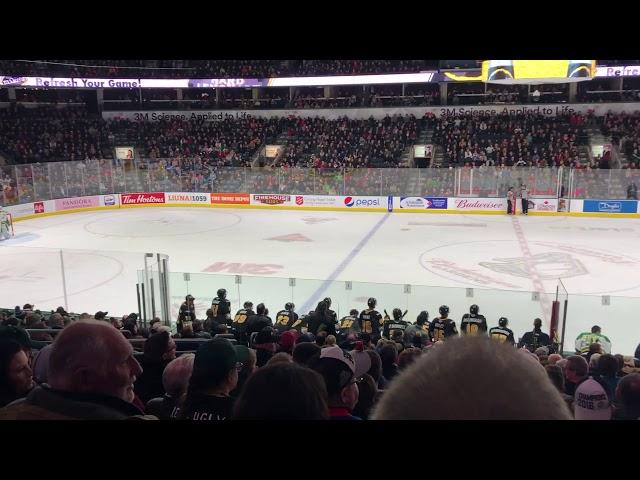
[518, 329, 551, 352]
[134, 360, 169, 404]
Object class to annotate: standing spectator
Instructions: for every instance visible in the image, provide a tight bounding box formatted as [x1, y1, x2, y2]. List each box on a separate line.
[145, 354, 195, 420]
[180, 338, 239, 421]
[613, 373, 640, 420]
[312, 346, 361, 420]
[0, 339, 34, 407]
[371, 337, 572, 420]
[0, 320, 145, 420]
[134, 331, 177, 404]
[233, 363, 328, 420]
[627, 183, 638, 200]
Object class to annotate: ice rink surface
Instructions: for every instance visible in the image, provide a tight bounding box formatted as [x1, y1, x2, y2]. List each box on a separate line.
[2, 207, 639, 354]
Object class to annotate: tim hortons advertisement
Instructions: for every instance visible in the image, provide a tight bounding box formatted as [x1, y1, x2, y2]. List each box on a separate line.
[120, 192, 166, 205]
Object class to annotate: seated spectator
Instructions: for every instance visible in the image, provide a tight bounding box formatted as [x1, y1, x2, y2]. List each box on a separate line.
[179, 338, 238, 421]
[0, 320, 145, 420]
[32, 344, 53, 384]
[315, 331, 328, 347]
[352, 373, 378, 420]
[266, 352, 293, 367]
[312, 346, 361, 420]
[379, 343, 399, 382]
[292, 342, 321, 367]
[564, 355, 589, 397]
[548, 353, 563, 366]
[613, 373, 640, 420]
[192, 320, 211, 339]
[595, 354, 620, 400]
[574, 377, 612, 420]
[325, 335, 337, 348]
[230, 346, 257, 398]
[277, 329, 299, 355]
[253, 327, 277, 368]
[366, 349, 386, 390]
[589, 353, 602, 374]
[47, 313, 64, 330]
[134, 331, 177, 404]
[145, 354, 195, 420]
[233, 363, 328, 420]
[398, 348, 422, 371]
[0, 339, 34, 407]
[372, 337, 572, 420]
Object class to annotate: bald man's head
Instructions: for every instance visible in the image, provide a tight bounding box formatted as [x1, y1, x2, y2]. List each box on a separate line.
[48, 320, 142, 403]
[372, 336, 572, 420]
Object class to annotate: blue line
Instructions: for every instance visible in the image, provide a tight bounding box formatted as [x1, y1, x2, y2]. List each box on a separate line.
[300, 212, 391, 313]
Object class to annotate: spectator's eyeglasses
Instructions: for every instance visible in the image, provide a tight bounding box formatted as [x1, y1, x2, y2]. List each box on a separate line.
[236, 362, 244, 371]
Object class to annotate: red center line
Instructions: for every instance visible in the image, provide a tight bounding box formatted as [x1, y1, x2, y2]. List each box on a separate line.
[510, 216, 552, 325]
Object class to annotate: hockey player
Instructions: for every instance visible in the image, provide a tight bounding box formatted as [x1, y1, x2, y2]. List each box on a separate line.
[489, 317, 516, 345]
[518, 318, 552, 352]
[274, 302, 299, 333]
[429, 305, 458, 342]
[0, 207, 11, 240]
[358, 297, 383, 340]
[211, 288, 231, 326]
[460, 304, 488, 336]
[404, 310, 430, 347]
[337, 309, 361, 341]
[177, 294, 196, 335]
[382, 308, 409, 340]
[231, 301, 255, 344]
[575, 325, 612, 355]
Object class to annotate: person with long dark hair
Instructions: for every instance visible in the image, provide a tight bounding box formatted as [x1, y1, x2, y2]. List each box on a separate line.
[133, 330, 176, 404]
[0, 339, 34, 407]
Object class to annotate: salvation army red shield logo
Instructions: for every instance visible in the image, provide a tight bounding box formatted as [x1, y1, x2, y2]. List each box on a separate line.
[296, 196, 304, 205]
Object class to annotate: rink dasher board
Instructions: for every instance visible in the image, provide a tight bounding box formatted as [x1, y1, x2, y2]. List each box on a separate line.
[5, 193, 640, 222]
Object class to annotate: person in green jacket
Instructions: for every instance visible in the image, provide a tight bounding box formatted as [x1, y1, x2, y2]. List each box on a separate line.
[575, 325, 611, 355]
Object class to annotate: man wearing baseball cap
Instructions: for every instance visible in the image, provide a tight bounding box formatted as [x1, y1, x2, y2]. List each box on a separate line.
[573, 377, 612, 420]
[312, 346, 361, 420]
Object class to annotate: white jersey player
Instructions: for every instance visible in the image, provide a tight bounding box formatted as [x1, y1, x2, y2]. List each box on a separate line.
[0, 208, 11, 240]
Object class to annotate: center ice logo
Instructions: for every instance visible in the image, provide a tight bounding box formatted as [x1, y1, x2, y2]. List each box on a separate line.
[344, 196, 355, 207]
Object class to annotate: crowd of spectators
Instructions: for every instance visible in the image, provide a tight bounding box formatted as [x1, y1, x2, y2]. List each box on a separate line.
[277, 115, 420, 169]
[431, 112, 591, 168]
[601, 112, 640, 167]
[1, 299, 640, 421]
[0, 60, 439, 79]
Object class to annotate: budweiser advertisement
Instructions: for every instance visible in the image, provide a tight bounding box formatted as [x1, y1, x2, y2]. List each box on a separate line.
[452, 198, 506, 211]
[120, 192, 166, 205]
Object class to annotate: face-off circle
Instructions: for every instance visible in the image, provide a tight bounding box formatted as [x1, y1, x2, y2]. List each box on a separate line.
[419, 240, 640, 295]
